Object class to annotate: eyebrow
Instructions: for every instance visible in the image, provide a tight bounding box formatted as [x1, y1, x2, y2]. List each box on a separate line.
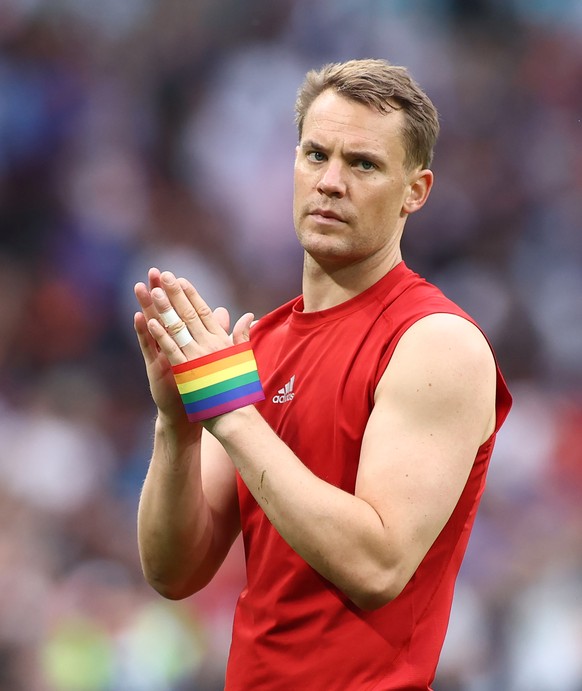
[299, 139, 323, 152]
[300, 139, 382, 161]
[301, 139, 385, 166]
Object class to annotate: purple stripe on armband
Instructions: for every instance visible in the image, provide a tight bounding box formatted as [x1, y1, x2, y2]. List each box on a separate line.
[185, 389, 266, 423]
[172, 342, 265, 422]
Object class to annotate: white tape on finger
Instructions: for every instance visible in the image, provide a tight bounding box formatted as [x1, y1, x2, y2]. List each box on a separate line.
[160, 307, 181, 328]
[160, 307, 193, 347]
[173, 324, 193, 347]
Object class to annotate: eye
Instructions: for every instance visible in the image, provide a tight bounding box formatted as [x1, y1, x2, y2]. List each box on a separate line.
[355, 159, 376, 171]
[306, 151, 326, 163]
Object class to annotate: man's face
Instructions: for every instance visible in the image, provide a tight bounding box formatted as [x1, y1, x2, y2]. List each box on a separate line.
[293, 89, 417, 269]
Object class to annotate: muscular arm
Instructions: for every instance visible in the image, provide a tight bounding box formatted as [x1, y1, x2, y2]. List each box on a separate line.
[136, 271, 496, 609]
[137, 418, 240, 599]
[134, 270, 243, 600]
[205, 313, 497, 610]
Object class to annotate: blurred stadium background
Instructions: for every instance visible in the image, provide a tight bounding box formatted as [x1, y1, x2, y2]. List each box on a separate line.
[1, 0, 581, 689]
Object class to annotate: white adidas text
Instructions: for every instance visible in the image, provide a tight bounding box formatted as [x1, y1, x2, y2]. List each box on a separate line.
[272, 375, 295, 404]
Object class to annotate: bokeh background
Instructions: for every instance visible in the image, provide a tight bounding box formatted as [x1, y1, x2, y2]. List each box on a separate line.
[1, 0, 582, 689]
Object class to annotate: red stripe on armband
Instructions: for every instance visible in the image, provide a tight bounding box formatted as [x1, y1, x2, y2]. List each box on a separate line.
[171, 342, 265, 422]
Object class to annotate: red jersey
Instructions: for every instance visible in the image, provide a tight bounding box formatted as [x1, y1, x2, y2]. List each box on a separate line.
[225, 262, 512, 690]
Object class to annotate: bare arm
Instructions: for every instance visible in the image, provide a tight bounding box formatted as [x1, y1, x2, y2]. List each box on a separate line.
[134, 269, 245, 599]
[137, 415, 240, 599]
[137, 272, 496, 610]
[205, 313, 496, 610]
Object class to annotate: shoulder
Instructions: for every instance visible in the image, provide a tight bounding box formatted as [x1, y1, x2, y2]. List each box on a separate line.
[384, 312, 495, 388]
[376, 313, 497, 439]
[397, 312, 493, 365]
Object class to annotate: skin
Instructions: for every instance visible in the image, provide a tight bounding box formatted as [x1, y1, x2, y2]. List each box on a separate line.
[292, 89, 433, 310]
[134, 90, 497, 609]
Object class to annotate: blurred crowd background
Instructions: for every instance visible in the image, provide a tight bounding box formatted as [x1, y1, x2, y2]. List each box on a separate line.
[1, 0, 581, 689]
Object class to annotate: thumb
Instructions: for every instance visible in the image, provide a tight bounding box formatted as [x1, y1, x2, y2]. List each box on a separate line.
[213, 306, 231, 333]
[232, 312, 255, 344]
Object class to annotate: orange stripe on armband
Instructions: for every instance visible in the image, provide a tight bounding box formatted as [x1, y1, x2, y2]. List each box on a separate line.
[172, 342, 265, 422]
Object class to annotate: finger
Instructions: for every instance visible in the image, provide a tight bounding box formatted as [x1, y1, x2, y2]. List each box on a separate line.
[161, 273, 201, 334]
[213, 306, 231, 333]
[147, 318, 188, 366]
[150, 287, 198, 352]
[159, 272, 220, 344]
[134, 311, 160, 366]
[232, 313, 255, 345]
[135, 281, 160, 323]
[148, 267, 163, 291]
[177, 276, 226, 337]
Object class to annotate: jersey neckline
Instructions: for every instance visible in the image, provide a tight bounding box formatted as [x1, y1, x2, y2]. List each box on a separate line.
[289, 261, 410, 331]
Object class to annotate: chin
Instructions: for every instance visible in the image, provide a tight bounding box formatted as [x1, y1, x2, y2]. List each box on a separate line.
[301, 234, 343, 257]
[305, 244, 360, 269]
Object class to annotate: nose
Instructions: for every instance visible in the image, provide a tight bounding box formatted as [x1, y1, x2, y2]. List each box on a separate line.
[316, 161, 347, 198]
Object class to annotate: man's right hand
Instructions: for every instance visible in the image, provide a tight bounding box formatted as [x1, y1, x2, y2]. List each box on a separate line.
[134, 266, 254, 428]
[134, 267, 190, 425]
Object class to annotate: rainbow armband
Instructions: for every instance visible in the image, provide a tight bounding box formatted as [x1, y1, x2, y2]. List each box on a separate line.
[171, 342, 265, 422]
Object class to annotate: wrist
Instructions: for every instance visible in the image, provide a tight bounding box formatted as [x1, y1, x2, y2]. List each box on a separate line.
[202, 404, 257, 441]
[155, 412, 202, 446]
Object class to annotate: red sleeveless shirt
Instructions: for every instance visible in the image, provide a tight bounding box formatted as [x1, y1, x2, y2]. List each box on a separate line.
[226, 262, 512, 690]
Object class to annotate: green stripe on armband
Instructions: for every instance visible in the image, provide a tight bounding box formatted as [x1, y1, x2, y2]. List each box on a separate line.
[172, 342, 265, 422]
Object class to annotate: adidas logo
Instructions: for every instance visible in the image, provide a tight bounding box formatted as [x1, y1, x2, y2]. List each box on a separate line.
[272, 375, 295, 404]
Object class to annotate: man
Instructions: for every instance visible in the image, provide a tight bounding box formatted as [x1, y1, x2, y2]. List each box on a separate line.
[134, 59, 512, 690]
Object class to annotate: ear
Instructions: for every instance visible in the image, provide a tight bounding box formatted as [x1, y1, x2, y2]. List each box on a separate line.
[402, 168, 434, 215]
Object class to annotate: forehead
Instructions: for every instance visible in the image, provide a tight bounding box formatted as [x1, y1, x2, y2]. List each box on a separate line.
[301, 89, 406, 157]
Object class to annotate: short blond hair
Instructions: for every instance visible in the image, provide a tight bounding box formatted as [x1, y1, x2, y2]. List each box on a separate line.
[295, 58, 439, 170]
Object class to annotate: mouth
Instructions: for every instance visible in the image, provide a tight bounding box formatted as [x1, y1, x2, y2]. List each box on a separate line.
[309, 208, 345, 223]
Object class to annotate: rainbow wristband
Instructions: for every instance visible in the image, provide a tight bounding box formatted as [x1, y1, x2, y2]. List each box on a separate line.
[172, 342, 265, 422]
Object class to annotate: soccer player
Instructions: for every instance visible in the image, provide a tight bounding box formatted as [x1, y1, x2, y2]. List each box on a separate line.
[134, 59, 512, 690]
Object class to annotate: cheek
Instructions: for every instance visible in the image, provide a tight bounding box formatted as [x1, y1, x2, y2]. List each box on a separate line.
[371, 188, 405, 222]
[293, 169, 315, 214]
[293, 169, 306, 203]
[362, 194, 395, 225]
[294, 163, 313, 190]
[353, 196, 402, 245]
[292, 175, 303, 209]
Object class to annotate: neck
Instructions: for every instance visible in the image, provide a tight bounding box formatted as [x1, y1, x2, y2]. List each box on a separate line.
[301, 248, 402, 312]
